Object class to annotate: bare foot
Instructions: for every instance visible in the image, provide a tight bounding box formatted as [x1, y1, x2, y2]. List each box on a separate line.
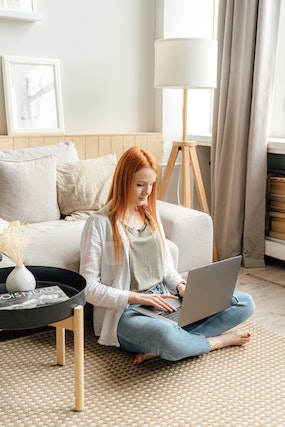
[133, 331, 251, 364]
[209, 330, 251, 352]
[133, 352, 159, 365]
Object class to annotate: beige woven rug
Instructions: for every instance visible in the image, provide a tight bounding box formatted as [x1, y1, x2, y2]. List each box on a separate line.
[0, 321, 284, 427]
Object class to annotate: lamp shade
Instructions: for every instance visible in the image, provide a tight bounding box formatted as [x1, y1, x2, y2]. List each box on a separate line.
[154, 38, 218, 89]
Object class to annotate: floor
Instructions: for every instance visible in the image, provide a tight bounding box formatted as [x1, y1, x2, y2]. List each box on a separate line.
[236, 256, 285, 336]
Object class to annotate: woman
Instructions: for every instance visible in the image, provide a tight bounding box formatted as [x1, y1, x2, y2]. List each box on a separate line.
[80, 147, 255, 364]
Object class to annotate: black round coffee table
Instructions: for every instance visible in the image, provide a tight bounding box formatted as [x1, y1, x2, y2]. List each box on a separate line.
[0, 266, 86, 329]
[0, 266, 86, 411]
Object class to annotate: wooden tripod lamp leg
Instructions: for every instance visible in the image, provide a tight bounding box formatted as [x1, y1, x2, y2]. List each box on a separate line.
[158, 140, 218, 262]
[181, 144, 191, 207]
[188, 144, 218, 261]
[158, 144, 179, 200]
[158, 141, 208, 211]
[188, 144, 210, 215]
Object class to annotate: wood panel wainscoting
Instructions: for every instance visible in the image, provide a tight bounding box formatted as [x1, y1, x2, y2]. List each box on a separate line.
[0, 133, 163, 163]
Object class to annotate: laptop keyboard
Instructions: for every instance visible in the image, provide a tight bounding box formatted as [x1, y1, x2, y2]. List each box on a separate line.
[162, 308, 181, 322]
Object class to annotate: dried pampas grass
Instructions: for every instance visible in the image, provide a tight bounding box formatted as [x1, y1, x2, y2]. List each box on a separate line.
[0, 221, 30, 266]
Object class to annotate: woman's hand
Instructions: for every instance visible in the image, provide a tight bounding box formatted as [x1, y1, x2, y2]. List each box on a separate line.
[176, 282, 186, 298]
[128, 291, 179, 312]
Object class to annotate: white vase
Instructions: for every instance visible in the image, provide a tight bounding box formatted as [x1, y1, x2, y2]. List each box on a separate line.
[6, 265, 36, 293]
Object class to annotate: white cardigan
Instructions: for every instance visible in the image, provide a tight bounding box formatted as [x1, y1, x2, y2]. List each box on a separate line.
[79, 204, 184, 347]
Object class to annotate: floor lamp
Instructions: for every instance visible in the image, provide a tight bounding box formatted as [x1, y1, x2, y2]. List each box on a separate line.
[154, 38, 218, 259]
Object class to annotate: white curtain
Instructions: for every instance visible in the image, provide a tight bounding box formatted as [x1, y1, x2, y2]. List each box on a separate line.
[211, 0, 281, 267]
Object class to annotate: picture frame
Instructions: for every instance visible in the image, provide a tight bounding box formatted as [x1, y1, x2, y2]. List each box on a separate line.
[2, 55, 64, 135]
[0, 0, 41, 21]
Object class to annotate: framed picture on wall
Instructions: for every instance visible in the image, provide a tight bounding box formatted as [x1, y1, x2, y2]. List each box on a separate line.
[2, 55, 64, 135]
[0, 1, 41, 21]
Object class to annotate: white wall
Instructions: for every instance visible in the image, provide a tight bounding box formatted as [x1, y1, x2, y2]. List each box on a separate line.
[0, 0, 156, 135]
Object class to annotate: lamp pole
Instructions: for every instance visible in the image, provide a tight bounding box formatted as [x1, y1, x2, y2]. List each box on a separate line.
[183, 88, 188, 142]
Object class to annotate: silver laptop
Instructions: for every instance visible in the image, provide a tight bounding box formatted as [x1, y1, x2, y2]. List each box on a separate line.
[133, 255, 242, 327]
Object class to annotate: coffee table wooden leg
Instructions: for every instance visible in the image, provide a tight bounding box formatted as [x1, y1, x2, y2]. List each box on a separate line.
[56, 326, 65, 366]
[50, 304, 85, 411]
[73, 305, 84, 411]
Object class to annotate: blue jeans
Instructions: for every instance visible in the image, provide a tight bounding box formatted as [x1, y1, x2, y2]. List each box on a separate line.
[117, 285, 255, 361]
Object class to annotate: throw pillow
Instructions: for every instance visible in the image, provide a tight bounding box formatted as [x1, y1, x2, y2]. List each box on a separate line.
[0, 141, 79, 164]
[56, 154, 117, 218]
[0, 155, 60, 223]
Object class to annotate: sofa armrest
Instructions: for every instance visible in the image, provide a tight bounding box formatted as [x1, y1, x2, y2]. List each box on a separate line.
[157, 200, 213, 276]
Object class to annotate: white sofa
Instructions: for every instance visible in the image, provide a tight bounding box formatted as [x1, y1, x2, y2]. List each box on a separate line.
[0, 141, 213, 278]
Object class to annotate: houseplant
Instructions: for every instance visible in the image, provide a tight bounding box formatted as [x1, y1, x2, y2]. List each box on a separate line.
[0, 221, 36, 292]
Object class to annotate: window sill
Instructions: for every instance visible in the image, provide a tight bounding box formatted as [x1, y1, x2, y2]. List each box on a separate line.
[268, 138, 285, 154]
[188, 134, 212, 147]
[188, 135, 285, 153]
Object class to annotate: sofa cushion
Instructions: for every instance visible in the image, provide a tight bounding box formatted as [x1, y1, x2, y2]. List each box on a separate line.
[0, 141, 79, 164]
[157, 200, 213, 275]
[0, 155, 60, 223]
[23, 220, 86, 272]
[56, 154, 117, 219]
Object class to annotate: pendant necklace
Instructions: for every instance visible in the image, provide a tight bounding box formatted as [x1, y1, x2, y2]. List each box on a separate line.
[131, 227, 140, 237]
[125, 213, 141, 236]
[130, 217, 140, 236]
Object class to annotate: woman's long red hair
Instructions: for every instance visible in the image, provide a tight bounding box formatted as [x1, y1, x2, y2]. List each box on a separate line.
[106, 147, 161, 261]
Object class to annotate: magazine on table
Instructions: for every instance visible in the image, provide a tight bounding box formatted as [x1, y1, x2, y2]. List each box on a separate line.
[0, 285, 69, 310]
